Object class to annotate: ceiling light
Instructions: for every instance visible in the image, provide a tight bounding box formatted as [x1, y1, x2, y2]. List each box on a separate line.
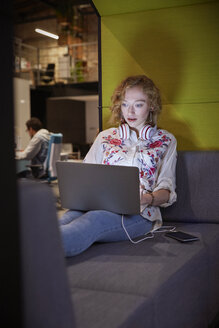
[35, 28, 59, 40]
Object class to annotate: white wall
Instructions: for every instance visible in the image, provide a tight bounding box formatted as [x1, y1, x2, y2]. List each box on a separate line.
[13, 78, 31, 150]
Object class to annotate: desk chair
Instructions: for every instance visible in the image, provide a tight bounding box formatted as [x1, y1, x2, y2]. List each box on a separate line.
[44, 133, 63, 182]
[25, 133, 63, 182]
[40, 63, 55, 84]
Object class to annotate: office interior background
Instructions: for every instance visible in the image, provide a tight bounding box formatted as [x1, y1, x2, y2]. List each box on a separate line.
[13, 0, 99, 158]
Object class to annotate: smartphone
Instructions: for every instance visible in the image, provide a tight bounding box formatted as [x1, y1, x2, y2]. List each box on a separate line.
[165, 230, 199, 243]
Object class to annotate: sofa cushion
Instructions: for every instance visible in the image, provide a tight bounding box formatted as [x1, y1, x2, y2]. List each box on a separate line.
[66, 222, 219, 328]
[161, 151, 219, 223]
[70, 288, 153, 328]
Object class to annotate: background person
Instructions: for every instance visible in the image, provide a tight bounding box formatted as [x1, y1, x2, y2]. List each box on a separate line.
[59, 75, 177, 257]
[16, 117, 51, 178]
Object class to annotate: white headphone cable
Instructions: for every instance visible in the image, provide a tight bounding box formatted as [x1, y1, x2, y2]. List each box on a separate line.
[121, 215, 176, 245]
[121, 215, 154, 244]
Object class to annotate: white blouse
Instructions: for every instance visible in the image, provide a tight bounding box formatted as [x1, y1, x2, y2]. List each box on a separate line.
[84, 125, 177, 229]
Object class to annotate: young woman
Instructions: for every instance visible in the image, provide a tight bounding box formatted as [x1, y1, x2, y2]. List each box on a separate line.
[59, 75, 177, 257]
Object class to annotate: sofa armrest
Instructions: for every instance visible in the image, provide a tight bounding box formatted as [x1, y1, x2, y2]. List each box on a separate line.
[18, 180, 74, 328]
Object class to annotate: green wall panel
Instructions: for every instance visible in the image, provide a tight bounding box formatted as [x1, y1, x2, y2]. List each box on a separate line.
[99, 2, 219, 150]
[93, 0, 215, 16]
[159, 103, 219, 150]
[101, 23, 145, 128]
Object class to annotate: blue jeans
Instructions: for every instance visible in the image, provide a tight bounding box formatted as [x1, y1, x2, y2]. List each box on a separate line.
[59, 210, 152, 257]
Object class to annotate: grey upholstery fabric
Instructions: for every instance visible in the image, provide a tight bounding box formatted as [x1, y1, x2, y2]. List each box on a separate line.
[161, 151, 219, 223]
[66, 222, 219, 328]
[18, 180, 74, 328]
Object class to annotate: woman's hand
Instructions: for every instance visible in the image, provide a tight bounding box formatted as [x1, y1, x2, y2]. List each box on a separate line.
[140, 185, 153, 206]
[140, 185, 170, 206]
[139, 184, 152, 205]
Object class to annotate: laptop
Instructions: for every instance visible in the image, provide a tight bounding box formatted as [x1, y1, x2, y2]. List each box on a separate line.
[56, 161, 140, 215]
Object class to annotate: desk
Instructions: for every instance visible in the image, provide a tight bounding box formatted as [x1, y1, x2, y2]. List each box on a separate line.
[16, 159, 30, 174]
[60, 152, 82, 161]
[67, 159, 83, 163]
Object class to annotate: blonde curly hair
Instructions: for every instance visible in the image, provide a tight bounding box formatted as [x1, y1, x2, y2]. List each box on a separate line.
[109, 75, 162, 127]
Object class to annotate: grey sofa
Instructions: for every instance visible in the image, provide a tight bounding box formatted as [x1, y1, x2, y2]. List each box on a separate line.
[18, 151, 219, 328]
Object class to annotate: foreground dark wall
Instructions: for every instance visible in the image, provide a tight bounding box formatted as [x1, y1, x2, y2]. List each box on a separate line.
[0, 1, 22, 327]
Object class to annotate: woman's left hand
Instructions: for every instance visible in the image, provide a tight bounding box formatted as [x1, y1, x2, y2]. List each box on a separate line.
[140, 186, 153, 205]
[140, 187, 170, 206]
[139, 184, 151, 205]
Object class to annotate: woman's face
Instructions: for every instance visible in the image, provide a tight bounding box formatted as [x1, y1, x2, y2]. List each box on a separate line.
[121, 86, 150, 133]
